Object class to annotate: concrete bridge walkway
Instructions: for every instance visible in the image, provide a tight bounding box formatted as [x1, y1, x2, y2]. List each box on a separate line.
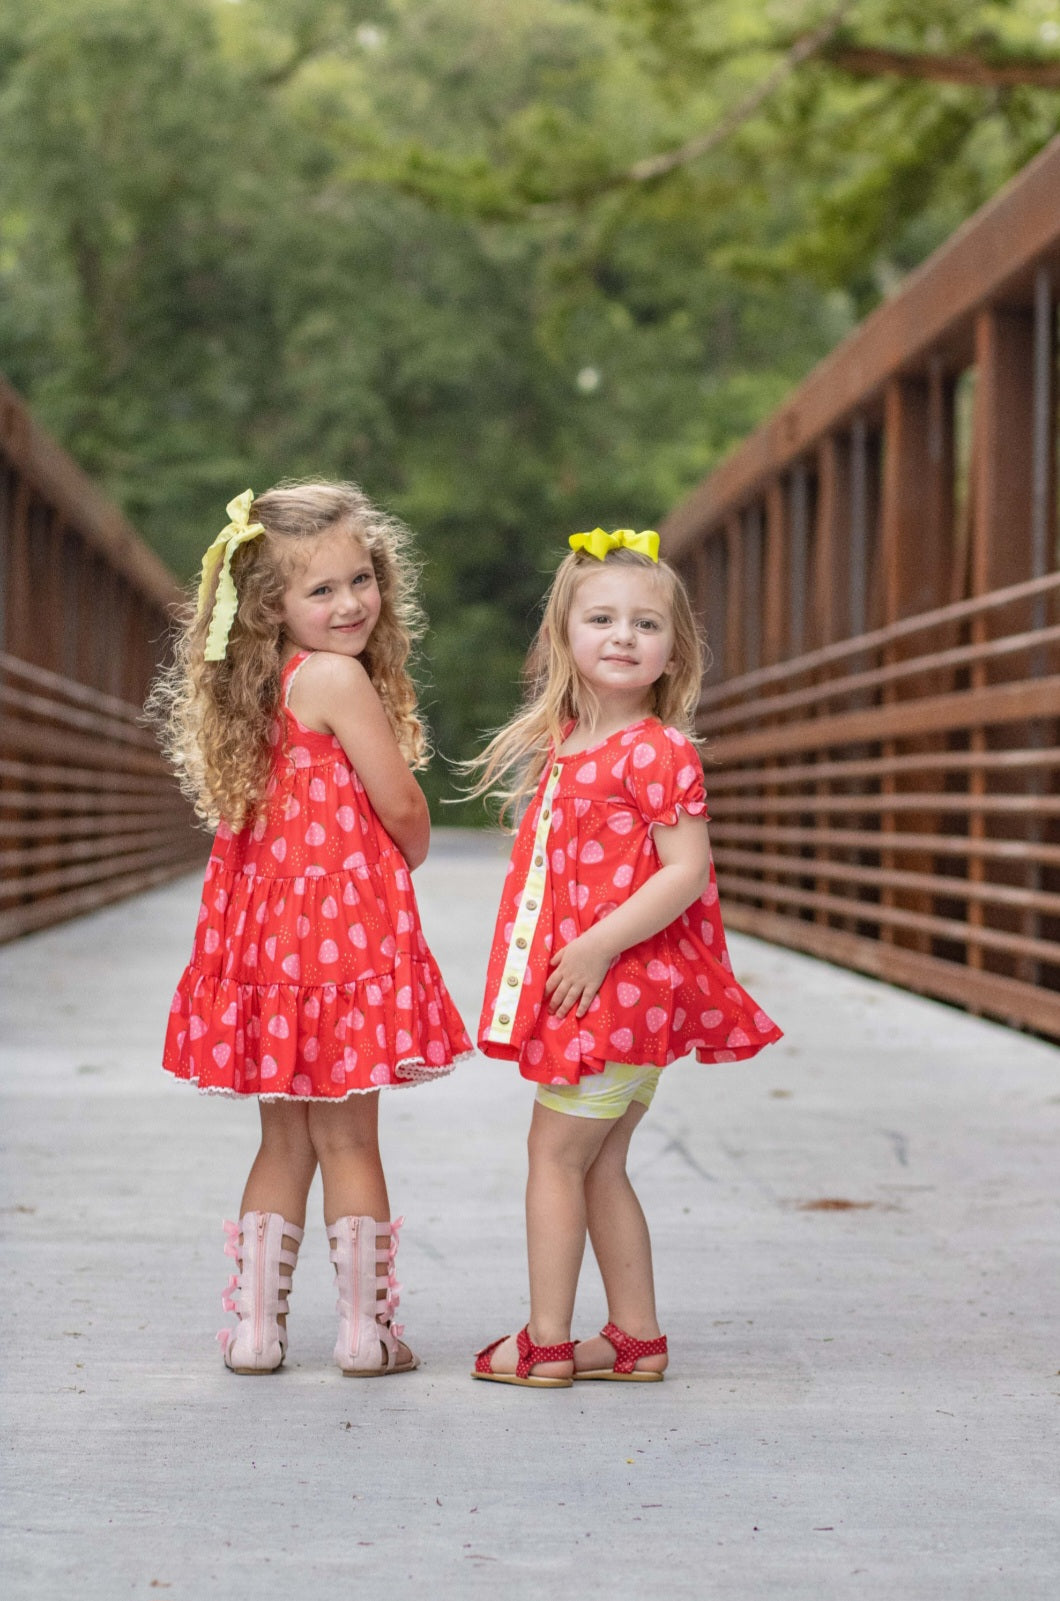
[2, 830, 1058, 1600]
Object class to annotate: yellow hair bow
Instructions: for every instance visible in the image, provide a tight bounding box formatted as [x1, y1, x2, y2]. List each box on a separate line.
[197, 490, 266, 661]
[568, 526, 660, 563]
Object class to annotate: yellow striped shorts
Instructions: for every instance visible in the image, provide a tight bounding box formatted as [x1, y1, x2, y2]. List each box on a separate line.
[535, 1060, 662, 1121]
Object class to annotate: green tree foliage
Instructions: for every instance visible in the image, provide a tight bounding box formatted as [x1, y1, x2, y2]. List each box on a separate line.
[0, 0, 1056, 813]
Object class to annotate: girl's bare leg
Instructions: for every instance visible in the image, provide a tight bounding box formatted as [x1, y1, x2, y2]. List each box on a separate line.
[307, 1093, 412, 1365]
[484, 1102, 613, 1379]
[306, 1092, 390, 1224]
[239, 1100, 317, 1226]
[577, 1103, 667, 1375]
[236, 1101, 316, 1336]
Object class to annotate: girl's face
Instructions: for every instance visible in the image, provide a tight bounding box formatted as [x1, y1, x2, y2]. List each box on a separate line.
[281, 528, 382, 658]
[567, 563, 675, 709]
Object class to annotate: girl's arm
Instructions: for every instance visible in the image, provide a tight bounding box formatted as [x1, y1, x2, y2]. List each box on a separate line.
[545, 810, 712, 1019]
[288, 652, 430, 869]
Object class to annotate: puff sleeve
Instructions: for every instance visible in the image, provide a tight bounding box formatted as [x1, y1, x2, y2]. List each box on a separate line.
[622, 724, 709, 828]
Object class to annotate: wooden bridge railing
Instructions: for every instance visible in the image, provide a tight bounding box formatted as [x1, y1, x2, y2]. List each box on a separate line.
[662, 135, 1060, 1037]
[1, 373, 205, 941]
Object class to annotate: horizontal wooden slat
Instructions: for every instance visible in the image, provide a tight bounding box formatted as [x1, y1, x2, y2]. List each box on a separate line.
[707, 677, 1060, 763]
[709, 820, 1060, 869]
[708, 790, 1060, 817]
[0, 650, 149, 726]
[716, 845, 1060, 917]
[721, 905, 1060, 1037]
[0, 683, 158, 750]
[0, 716, 169, 775]
[704, 746, 1060, 791]
[0, 757, 167, 794]
[717, 871, 1060, 965]
[702, 622, 1060, 734]
[0, 808, 191, 842]
[699, 569, 1060, 708]
[0, 861, 202, 943]
[0, 827, 193, 873]
[0, 839, 203, 904]
[0, 788, 183, 816]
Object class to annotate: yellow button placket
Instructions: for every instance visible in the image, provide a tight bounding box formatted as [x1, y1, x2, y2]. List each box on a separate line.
[485, 763, 562, 1045]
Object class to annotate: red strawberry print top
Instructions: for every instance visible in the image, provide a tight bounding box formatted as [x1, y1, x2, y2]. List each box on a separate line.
[163, 651, 472, 1099]
[478, 718, 781, 1084]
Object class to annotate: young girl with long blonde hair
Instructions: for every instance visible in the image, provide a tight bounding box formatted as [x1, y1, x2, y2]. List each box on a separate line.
[153, 483, 471, 1377]
[468, 530, 781, 1387]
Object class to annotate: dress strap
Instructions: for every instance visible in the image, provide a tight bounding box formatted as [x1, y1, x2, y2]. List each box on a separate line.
[281, 650, 313, 709]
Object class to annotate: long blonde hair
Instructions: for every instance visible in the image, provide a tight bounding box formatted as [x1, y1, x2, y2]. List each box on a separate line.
[149, 482, 427, 830]
[465, 546, 705, 826]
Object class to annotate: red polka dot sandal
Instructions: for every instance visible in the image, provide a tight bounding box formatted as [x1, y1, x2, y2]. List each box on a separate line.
[574, 1321, 668, 1382]
[472, 1325, 575, 1388]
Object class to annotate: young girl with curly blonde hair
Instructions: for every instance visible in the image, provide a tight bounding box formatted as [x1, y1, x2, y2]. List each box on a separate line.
[153, 483, 471, 1377]
[467, 530, 781, 1387]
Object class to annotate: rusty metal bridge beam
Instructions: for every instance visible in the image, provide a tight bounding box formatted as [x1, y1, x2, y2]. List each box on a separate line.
[1, 375, 204, 942]
[660, 134, 1060, 1037]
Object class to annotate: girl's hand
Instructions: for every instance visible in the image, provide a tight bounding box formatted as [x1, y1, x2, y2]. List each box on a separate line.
[545, 813, 713, 1020]
[545, 930, 613, 1019]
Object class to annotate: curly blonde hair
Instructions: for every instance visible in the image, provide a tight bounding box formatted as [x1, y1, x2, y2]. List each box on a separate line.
[464, 546, 706, 826]
[149, 482, 427, 830]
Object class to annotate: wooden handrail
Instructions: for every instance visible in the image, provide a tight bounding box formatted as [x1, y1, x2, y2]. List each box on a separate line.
[661, 136, 1060, 555]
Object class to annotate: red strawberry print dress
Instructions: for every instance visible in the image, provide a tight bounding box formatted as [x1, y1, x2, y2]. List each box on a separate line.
[478, 717, 781, 1084]
[164, 651, 472, 1098]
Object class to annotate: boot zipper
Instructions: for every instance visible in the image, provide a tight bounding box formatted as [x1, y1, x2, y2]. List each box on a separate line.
[349, 1218, 358, 1337]
[255, 1213, 266, 1355]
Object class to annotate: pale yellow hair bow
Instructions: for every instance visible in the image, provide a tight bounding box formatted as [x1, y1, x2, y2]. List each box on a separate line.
[568, 526, 660, 563]
[197, 490, 266, 661]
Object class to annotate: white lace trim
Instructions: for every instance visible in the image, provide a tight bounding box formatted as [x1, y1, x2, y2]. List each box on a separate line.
[164, 1047, 475, 1101]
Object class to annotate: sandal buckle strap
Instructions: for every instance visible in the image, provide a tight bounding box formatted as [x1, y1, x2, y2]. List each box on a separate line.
[600, 1321, 668, 1373]
[515, 1325, 575, 1377]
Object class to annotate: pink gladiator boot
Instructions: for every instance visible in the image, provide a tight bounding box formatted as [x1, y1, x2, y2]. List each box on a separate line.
[328, 1215, 419, 1376]
[218, 1212, 303, 1374]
